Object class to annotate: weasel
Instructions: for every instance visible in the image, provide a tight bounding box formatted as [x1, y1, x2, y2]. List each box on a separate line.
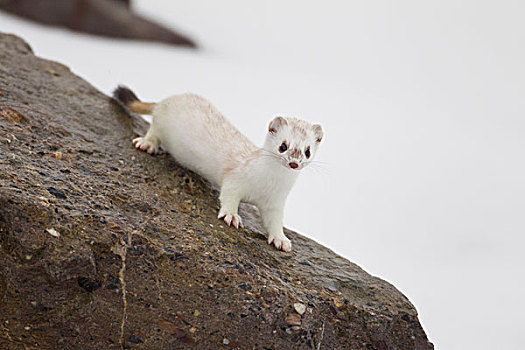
[112, 86, 323, 252]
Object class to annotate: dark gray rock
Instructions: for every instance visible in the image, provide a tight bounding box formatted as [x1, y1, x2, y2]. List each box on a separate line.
[0, 32, 433, 349]
[0, 0, 196, 47]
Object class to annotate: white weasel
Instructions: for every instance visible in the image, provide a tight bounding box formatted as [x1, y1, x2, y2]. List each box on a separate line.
[113, 86, 323, 252]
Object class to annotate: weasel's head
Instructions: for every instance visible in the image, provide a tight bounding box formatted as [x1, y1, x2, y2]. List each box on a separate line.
[263, 116, 324, 171]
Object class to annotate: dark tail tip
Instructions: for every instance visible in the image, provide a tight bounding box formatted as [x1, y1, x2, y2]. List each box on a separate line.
[112, 85, 140, 107]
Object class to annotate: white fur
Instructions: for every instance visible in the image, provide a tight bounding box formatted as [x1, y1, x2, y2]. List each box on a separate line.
[133, 93, 322, 252]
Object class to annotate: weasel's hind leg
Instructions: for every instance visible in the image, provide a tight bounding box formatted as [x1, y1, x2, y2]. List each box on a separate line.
[133, 127, 160, 155]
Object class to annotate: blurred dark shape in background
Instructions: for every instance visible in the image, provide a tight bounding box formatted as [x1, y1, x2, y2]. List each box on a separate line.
[0, 0, 196, 48]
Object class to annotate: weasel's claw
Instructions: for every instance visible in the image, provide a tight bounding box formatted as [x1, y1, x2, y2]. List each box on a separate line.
[218, 209, 242, 229]
[133, 137, 158, 155]
[268, 235, 292, 252]
[231, 215, 244, 229]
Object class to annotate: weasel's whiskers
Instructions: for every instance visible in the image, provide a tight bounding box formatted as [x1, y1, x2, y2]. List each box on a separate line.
[260, 149, 286, 163]
[304, 162, 331, 176]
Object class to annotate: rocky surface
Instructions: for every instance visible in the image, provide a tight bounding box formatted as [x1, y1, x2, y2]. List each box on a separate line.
[0, 33, 433, 349]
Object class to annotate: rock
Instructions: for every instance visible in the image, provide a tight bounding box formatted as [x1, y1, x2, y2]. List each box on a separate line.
[158, 320, 183, 337]
[77, 276, 102, 292]
[285, 314, 302, 327]
[46, 228, 60, 238]
[333, 296, 345, 308]
[0, 32, 433, 349]
[0, 0, 196, 48]
[238, 281, 252, 291]
[127, 334, 143, 344]
[293, 302, 306, 315]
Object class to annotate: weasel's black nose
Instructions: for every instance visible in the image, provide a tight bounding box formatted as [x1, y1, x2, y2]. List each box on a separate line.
[289, 162, 299, 169]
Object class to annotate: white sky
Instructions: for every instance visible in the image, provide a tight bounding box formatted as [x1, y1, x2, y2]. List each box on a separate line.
[1, 1, 524, 348]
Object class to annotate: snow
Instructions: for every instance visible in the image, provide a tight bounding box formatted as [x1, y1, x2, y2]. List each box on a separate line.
[2, 1, 525, 348]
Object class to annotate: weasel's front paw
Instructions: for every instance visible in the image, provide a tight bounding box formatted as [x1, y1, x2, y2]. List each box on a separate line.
[268, 235, 292, 252]
[133, 137, 158, 155]
[218, 209, 243, 229]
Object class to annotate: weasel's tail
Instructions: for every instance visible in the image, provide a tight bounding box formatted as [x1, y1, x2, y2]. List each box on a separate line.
[112, 85, 156, 115]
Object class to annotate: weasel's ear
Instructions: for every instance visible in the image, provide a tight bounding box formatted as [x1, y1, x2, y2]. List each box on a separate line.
[312, 124, 323, 143]
[268, 116, 287, 134]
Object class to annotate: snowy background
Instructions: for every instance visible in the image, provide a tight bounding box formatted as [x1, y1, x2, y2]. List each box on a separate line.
[2, 1, 524, 348]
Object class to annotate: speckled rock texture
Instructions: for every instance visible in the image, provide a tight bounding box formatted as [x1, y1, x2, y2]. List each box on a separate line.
[0, 33, 433, 350]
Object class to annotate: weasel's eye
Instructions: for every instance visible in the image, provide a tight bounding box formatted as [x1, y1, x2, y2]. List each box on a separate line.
[305, 148, 311, 159]
[279, 142, 288, 153]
